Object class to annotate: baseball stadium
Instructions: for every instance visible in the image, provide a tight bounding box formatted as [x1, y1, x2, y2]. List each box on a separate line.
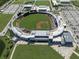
[10, 3, 64, 45]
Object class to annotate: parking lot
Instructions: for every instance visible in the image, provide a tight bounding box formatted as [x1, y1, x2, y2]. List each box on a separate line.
[61, 6, 79, 43]
[3, 4, 19, 14]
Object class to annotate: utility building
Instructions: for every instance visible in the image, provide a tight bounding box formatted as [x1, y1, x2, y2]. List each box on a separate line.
[59, 0, 70, 3]
[63, 31, 73, 47]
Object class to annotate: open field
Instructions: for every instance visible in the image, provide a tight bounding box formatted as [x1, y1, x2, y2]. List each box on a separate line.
[14, 14, 53, 30]
[70, 53, 79, 59]
[35, 0, 50, 6]
[12, 45, 64, 59]
[13, 0, 33, 4]
[0, 14, 12, 32]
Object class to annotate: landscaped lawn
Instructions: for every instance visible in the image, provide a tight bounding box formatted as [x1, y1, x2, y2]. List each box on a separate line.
[13, 0, 33, 4]
[0, 14, 12, 32]
[0, 30, 14, 59]
[70, 53, 79, 59]
[14, 14, 53, 30]
[35, 0, 50, 6]
[0, 0, 9, 6]
[12, 45, 64, 59]
[13, 0, 50, 5]
[75, 46, 79, 54]
[72, 0, 79, 7]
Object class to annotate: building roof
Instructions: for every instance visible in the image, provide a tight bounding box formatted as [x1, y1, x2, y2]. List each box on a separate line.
[31, 31, 49, 36]
[52, 0, 59, 5]
[63, 31, 73, 42]
[23, 4, 33, 7]
[37, 5, 50, 11]
[53, 37, 62, 42]
[12, 36, 18, 41]
[59, 0, 70, 2]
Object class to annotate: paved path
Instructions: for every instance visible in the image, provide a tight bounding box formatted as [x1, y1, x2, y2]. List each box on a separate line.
[73, 51, 79, 57]
[9, 44, 17, 59]
[9, 40, 29, 59]
[49, 0, 56, 12]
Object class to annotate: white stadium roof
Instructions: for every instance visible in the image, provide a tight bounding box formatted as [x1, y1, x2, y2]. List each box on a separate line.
[53, 37, 62, 42]
[59, 0, 70, 2]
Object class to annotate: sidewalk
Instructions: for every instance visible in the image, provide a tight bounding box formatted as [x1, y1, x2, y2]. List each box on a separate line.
[9, 44, 17, 59]
[73, 51, 79, 57]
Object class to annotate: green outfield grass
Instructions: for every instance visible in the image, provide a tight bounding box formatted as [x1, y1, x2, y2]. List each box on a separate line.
[35, 1, 50, 6]
[0, 14, 12, 32]
[14, 14, 53, 30]
[12, 45, 64, 59]
[70, 53, 79, 59]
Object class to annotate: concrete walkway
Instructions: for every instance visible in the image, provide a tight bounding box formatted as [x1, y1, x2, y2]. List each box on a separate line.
[73, 51, 79, 57]
[9, 44, 17, 59]
[51, 45, 74, 59]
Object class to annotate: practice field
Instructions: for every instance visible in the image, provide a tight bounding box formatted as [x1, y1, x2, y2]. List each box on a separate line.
[12, 45, 64, 59]
[0, 14, 12, 32]
[35, 1, 50, 6]
[14, 14, 54, 30]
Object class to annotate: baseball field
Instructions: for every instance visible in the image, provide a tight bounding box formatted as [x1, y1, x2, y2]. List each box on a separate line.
[14, 14, 55, 30]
